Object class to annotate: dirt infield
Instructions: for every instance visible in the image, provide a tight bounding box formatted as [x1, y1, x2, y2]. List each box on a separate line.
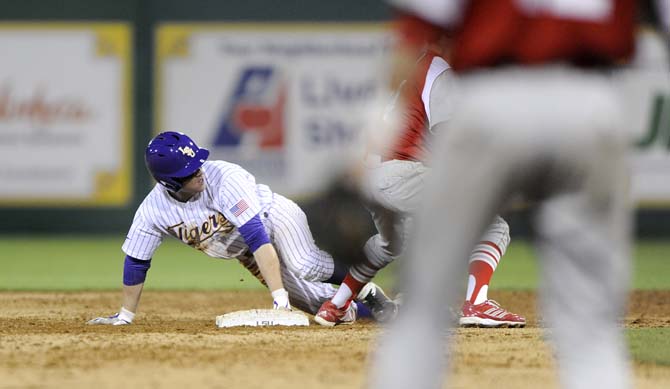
[1, 290, 668, 389]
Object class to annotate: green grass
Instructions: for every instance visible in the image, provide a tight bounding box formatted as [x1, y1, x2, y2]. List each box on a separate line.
[0, 236, 261, 290]
[488, 240, 670, 291]
[487, 242, 539, 290]
[631, 242, 670, 290]
[1, 237, 669, 291]
[627, 328, 670, 365]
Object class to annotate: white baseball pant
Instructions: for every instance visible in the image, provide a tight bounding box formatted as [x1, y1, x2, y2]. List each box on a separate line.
[370, 66, 632, 389]
[263, 193, 336, 283]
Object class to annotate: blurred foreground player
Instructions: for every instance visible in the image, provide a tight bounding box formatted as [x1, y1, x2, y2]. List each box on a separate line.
[369, 1, 669, 389]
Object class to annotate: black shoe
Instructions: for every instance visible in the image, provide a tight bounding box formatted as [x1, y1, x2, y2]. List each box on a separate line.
[357, 282, 399, 323]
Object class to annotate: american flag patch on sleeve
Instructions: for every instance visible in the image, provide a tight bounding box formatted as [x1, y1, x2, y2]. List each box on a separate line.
[230, 199, 249, 217]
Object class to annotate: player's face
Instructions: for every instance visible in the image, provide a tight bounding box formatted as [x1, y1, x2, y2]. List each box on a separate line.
[178, 168, 206, 194]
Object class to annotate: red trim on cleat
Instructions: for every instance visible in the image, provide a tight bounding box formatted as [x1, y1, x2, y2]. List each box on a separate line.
[314, 300, 356, 327]
[459, 300, 526, 328]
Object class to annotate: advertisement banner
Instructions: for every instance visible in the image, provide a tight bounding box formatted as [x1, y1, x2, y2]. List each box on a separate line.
[0, 23, 132, 206]
[618, 31, 670, 207]
[156, 23, 391, 198]
[156, 24, 670, 206]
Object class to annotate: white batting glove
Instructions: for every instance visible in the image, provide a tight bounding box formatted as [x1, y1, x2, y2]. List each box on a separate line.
[87, 307, 135, 325]
[271, 288, 291, 311]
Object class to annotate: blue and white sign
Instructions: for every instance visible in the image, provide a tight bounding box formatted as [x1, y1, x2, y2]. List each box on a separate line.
[156, 23, 391, 198]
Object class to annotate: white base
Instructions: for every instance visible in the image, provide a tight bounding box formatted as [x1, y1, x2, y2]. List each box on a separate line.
[215, 309, 309, 328]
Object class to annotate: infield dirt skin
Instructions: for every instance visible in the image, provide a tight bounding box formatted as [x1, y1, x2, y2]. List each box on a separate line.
[1, 290, 668, 389]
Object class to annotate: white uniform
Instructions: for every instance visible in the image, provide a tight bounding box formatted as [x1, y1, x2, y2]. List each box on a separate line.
[122, 160, 337, 314]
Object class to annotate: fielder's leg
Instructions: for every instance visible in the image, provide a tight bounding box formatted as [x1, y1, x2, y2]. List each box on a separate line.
[349, 159, 428, 297]
[536, 194, 631, 389]
[339, 204, 405, 305]
[369, 121, 511, 389]
[535, 131, 632, 389]
[315, 202, 405, 326]
[460, 216, 526, 327]
[316, 160, 424, 326]
[465, 216, 511, 305]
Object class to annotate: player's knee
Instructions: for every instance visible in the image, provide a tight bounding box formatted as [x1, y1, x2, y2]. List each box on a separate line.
[364, 235, 399, 266]
[495, 217, 511, 254]
[382, 240, 403, 258]
[483, 216, 511, 254]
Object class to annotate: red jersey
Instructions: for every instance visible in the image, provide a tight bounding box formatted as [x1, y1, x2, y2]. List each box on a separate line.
[385, 50, 450, 162]
[393, 0, 636, 71]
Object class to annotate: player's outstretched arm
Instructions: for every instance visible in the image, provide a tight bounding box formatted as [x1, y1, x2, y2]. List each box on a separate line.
[87, 255, 151, 325]
[253, 243, 291, 310]
[236, 213, 291, 310]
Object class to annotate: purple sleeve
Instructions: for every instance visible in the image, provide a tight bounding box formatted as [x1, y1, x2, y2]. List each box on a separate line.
[123, 255, 151, 286]
[238, 213, 271, 253]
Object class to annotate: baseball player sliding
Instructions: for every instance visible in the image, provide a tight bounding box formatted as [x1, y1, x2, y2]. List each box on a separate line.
[314, 48, 525, 327]
[88, 131, 393, 325]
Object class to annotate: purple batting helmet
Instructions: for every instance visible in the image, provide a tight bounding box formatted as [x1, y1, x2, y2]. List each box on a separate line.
[145, 131, 210, 192]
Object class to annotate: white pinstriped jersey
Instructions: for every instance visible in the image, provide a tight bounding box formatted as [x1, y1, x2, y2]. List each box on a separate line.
[122, 160, 274, 261]
[122, 159, 340, 313]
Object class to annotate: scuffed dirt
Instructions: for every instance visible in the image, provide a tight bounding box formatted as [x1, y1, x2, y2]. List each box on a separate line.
[0, 290, 668, 389]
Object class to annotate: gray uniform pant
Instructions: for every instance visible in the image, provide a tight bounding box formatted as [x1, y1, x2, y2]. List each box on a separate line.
[370, 66, 632, 389]
[359, 158, 510, 284]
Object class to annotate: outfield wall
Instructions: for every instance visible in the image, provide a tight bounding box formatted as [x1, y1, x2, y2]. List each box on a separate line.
[0, 0, 390, 235]
[0, 0, 668, 238]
